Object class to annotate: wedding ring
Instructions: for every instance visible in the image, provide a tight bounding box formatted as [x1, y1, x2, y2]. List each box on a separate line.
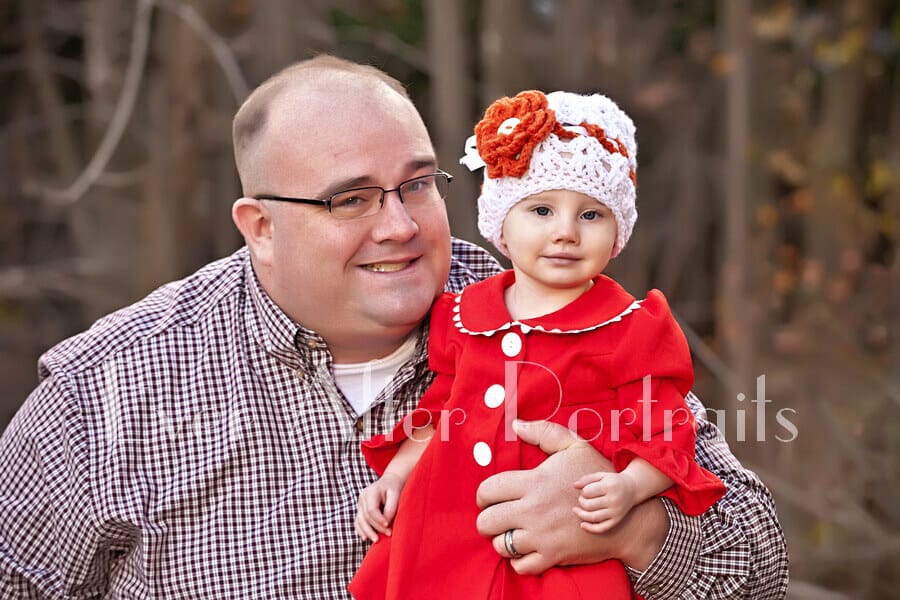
[503, 528, 523, 558]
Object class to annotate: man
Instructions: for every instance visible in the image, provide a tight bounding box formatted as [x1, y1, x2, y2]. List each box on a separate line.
[0, 55, 787, 598]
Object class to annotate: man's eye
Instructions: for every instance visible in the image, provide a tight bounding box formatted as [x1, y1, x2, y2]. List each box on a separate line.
[333, 195, 367, 208]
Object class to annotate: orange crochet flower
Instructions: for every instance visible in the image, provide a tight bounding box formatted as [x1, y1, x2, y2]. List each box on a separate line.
[474, 90, 572, 179]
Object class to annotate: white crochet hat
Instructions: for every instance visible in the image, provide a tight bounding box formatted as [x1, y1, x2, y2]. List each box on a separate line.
[460, 90, 637, 257]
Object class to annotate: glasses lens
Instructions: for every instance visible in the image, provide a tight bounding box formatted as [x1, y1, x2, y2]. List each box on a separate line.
[399, 174, 450, 205]
[329, 188, 383, 219]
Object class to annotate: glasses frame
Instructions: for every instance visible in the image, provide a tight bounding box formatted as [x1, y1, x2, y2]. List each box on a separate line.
[254, 170, 453, 219]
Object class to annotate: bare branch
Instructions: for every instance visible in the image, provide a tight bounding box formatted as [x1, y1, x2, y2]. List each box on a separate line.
[787, 581, 856, 600]
[753, 465, 900, 550]
[674, 312, 743, 392]
[20, 0, 80, 179]
[155, 0, 249, 104]
[25, 0, 154, 205]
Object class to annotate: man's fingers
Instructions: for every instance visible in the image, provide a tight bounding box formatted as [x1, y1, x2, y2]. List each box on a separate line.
[509, 551, 554, 576]
[512, 419, 584, 455]
[491, 528, 531, 558]
[476, 468, 533, 510]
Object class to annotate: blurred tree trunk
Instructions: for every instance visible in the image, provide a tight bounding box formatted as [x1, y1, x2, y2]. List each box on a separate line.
[479, 0, 528, 106]
[248, 0, 302, 83]
[142, 0, 221, 292]
[718, 0, 753, 401]
[76, 0, 141, 318]
[21, 0, 79, 182]
[808, 1, 875, 273]
[889, 57, 900, 388]
[424, 0, 477, 242]
[551, 0, 593, 91]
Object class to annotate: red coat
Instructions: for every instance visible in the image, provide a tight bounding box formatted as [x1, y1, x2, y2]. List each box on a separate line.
[350, 271, 725, 600]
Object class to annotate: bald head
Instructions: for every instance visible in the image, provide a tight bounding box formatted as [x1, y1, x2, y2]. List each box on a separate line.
[233, 55, 414, 196]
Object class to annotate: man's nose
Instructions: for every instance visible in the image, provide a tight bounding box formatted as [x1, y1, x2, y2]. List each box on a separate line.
[371, 190, 418, 242]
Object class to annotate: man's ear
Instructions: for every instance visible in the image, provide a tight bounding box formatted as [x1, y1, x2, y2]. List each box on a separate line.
[232, 198, 275, 266]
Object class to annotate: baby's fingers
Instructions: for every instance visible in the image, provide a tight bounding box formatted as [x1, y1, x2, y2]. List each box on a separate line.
[573, 471, 608, 490]
[355, 512, 380, 543]
[359, 490, 391, 531]
[579, 519, 618, 534]
[577, 494, 608, 512]
[383, 490, 400, 524]
[573, 505, 614, 524]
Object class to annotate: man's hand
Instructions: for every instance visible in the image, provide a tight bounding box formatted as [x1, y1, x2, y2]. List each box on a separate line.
[475, 420, 669, 574]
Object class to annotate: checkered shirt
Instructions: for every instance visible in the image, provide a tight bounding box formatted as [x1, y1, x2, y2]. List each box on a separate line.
[0, 240, 786, 599]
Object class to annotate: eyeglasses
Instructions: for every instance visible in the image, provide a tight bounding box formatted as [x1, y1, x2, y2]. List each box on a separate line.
[254, 171, 453, 220]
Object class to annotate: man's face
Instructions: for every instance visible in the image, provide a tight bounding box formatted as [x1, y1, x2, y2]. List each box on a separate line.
[254, 83, 452, 361]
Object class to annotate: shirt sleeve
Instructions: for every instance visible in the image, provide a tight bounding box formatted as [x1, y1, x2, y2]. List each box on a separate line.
[0, 374, 126, 599]
[626, 392, 789, 600]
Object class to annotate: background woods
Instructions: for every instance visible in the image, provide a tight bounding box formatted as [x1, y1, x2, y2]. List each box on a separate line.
[0, 0, 898, 596]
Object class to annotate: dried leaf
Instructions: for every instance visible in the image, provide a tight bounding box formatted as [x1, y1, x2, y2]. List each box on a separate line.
[752, 3, 796, 42]
[757, 203, 780, 228]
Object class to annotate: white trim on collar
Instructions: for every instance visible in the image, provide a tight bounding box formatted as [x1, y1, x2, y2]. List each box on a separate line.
[451, 292, 644, 337]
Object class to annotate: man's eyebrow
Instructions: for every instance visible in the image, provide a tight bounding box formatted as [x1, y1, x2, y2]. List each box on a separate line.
[316, 158, 438, 198]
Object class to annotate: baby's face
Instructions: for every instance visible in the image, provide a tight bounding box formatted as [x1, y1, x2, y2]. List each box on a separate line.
[500, 189, 617, 293]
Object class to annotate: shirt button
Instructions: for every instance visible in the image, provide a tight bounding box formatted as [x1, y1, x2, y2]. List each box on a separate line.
[294, 368, 304, 380]
[473, 442, 492, 466]
[307, 340, 320, 349]
[645, 584, 660, 596]
[355, 418, 365, 433]
[483, 384, 505, 408]
[501, 332, 522, 357]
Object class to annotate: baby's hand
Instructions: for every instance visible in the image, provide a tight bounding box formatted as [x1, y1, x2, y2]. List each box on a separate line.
[572, 471, 639, 534]
[355, 472, 404, 543]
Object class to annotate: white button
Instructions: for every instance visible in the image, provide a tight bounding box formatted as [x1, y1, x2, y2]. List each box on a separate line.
[473, 442, 492, 466]
[484, 384, 505, 408]
[498, 117, 520, 135]
[501, 332, 522, 357]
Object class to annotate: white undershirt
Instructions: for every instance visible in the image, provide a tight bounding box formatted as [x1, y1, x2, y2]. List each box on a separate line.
[332, 334, 419, 415]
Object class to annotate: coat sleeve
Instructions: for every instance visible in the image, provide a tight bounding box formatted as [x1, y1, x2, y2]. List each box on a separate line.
[361, 292, 460, 475]
[627, 392, 789, 600]
[608, 290, 726, 516]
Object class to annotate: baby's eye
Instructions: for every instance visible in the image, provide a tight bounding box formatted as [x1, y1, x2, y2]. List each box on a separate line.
[532, 206, 551, 216]
[581, 210, 598, 220]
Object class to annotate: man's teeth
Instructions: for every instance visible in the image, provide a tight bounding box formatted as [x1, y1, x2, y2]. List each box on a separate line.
[364, 262, 409, 272]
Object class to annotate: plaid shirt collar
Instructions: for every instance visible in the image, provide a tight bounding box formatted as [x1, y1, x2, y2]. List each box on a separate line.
[244, 255, 326, 369]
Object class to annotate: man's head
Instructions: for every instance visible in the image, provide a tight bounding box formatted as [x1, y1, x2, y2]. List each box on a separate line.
[231, 56, 452, 362]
